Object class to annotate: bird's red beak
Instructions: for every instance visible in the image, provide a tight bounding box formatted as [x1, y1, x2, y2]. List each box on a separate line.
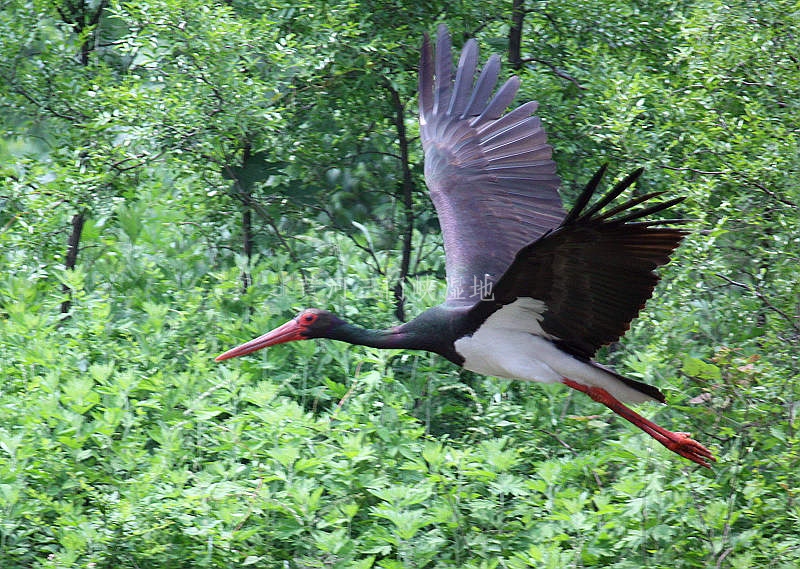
[215, 318, 305, 361]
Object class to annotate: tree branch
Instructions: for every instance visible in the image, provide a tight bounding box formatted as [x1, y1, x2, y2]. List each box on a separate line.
[317, 207, 386, 277]
[660, 165, 798, 208]
[519, 57, 586, 90]
[226, 173, 310, 295]
[715, 273, 799, 332]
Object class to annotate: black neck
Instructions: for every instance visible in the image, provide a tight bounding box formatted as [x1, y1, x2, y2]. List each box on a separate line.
[330, 322, 407, 349]
[328, 318, 463, 366]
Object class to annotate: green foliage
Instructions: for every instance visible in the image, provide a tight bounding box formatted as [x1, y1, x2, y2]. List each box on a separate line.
[1, 0, 798, 567]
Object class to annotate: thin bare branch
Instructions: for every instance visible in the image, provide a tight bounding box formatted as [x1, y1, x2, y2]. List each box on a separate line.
[715, 273, 799, 332]
[660, 166, 798, 209]
[519, 57, 586, 89]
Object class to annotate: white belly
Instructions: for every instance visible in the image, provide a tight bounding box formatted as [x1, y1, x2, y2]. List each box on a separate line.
[455, 328, 572, 382]
[453, 297, 562, 381]
[454, 326, 653, 404]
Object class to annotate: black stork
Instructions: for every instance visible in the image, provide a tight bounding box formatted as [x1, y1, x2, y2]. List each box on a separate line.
[217, 26, 715, 468]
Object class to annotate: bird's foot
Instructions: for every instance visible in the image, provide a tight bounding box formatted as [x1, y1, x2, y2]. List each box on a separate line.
[562, 378, 716, 468]
[660, 431, 716, 468]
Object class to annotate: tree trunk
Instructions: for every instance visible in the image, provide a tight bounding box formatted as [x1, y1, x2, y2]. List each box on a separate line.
[56, 1, 106, 314]
[387, 83, 415, 322]
[61, 211, 86, 314]
[509, 0, 525, 70]
[239, 146, 254, 294]
[241, 205, 253, 293]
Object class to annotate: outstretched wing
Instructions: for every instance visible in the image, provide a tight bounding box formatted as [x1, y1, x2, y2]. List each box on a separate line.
[465, 166, 687, 360]
[419, 25, 563, 302]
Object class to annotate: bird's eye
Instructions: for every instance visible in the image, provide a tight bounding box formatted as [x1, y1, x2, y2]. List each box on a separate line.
[303, 314, 316, 323]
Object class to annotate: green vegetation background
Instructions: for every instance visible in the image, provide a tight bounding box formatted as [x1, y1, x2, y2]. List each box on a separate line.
[1, 0, 798, 567]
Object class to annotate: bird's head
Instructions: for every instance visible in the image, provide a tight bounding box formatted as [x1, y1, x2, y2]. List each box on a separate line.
[215, 308, 344, 361]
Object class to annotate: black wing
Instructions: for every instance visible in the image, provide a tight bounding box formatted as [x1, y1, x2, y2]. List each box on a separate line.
[419, 25, 563, 302]
[465, 166, 687, 360]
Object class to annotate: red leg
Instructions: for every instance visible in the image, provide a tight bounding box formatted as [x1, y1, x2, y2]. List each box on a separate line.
[562, 378, 716, 468]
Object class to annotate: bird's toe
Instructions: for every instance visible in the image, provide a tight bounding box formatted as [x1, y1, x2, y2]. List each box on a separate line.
[666, 433, 716, 468]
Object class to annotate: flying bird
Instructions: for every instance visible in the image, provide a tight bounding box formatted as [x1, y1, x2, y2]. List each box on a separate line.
[217, 25, 715, 468]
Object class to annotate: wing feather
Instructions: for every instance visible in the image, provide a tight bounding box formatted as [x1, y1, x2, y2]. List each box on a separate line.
[476, 101, 539, 136]
[449, 39, 478, 117]
[419, 25, 563, 298]
[464, 167, 687, 360]
[463, 55, 500, 117]
[433, 26, 452, 116]
[471, 77, 522, 127]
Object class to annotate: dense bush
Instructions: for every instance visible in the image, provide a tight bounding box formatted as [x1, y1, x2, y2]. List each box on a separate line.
[1, 0, 797, 567]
